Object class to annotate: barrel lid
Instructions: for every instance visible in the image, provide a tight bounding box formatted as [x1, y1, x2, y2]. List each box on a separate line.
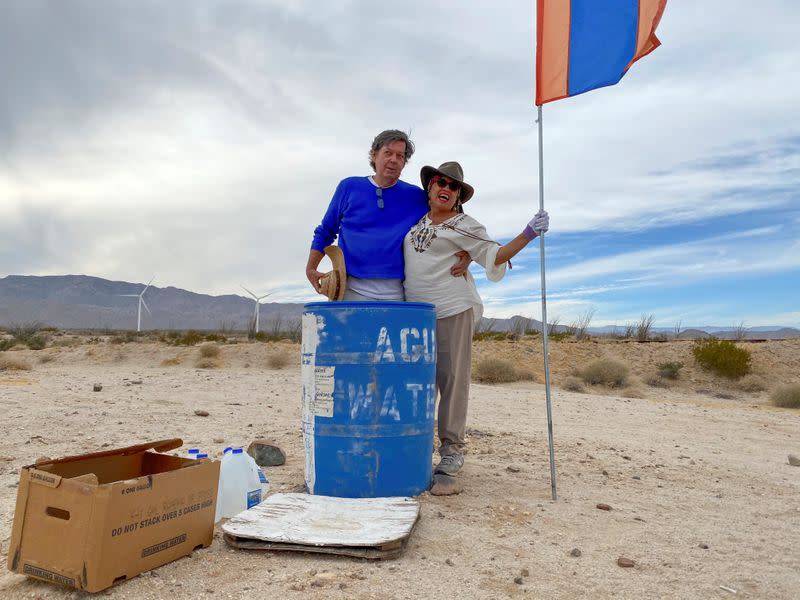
[304, 301, 435, 310]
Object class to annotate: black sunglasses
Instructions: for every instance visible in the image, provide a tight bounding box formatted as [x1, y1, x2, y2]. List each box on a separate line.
[376, 186, 384, 209]
[433, 177, 460, 192]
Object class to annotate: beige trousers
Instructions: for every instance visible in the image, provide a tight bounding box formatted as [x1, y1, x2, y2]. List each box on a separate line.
[436, 308, 474, 456]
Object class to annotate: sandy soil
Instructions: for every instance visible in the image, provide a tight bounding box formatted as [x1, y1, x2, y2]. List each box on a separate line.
[0, 338, 799, 599]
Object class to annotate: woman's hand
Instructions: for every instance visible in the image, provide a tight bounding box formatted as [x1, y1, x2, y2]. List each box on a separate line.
[495, 211, 551, 265]
[523, 210, 549, 240]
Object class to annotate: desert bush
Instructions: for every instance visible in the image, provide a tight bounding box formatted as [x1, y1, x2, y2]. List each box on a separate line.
[562, 376, 585, 392]
[218, 320, 237, 335]
[516, 367, 537, 380]
[6, 323, 49, 349]
[38, 354, 56, 364]
[645, 373, 670, 388]
[636, 313, 654, 341]
[8, 322, 43, 342]
[737, 374, 767, 393]
[267, 352, 291, 369]
[0, 355, 32, 371]
[473, 358, 535, 384]
[25, 334, 48, 350]
[579, 358, 629, 388]
[547, 317, 561, 337]
[569, 309, 595, 341]
[733, 320, 748, 341]
[692, 338, 751, 379]
[172, 331, 204, 346]
[0, 338, 15, 351]
[252, 323, 301, 343]
[622, 386, 645, 398]
[657, 361, 683, 379]
[110, 331, 138, 344]
[770, 384, 800, 409]
[194, 358, 220, 369]
[199, 343, 221, 358]
[473, 331, 518, 342]
[548, 331, 572, 342]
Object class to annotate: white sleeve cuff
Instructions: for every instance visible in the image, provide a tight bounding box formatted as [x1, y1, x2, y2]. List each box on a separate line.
[484, 245, 507, 282]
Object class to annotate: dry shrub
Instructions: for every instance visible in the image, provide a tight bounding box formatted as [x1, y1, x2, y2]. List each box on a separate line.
[160, 356, 181, 367]
[579, 358, 629, 388]
[0, 355, 32, 371]
[770, 384, 800, 409]
[194, 358, 220, 369]
[199, 343, 221, 358]
[561, 376, 585, 393]
[645, 373, 671, 388]
[737, 374, 768, 393]
[474, 358, 515, 383]
[38, 354, 56, 364]
[622, 386, 645, 398]
[657, 361, 683, 380]
[267, 352, 290, 369]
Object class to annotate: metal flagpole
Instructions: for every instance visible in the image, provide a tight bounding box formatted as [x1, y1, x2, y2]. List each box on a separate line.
[536, 104, 557, 501]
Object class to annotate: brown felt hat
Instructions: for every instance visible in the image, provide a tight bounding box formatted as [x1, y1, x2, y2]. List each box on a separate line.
[420, 161, 474, 204]
[318, 245, 347, 301]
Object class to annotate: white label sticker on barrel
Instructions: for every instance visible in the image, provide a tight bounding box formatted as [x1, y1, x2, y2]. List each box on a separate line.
[314, 366, 335, 417]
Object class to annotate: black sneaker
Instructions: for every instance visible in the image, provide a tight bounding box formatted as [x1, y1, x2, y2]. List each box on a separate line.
[434, 453, 464, 476]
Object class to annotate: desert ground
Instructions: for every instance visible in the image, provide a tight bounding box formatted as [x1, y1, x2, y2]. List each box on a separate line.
[0, 335, 799, 599]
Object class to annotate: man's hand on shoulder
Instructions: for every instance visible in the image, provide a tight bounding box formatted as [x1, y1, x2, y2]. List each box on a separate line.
[451, 250, 472, 277]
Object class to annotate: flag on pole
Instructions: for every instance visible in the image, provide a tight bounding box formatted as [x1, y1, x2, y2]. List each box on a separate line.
[536, 0, 667, 105]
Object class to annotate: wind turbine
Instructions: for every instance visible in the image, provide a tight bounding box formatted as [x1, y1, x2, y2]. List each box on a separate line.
[120, 277, 154, 332]
[241, 285, 271, 334]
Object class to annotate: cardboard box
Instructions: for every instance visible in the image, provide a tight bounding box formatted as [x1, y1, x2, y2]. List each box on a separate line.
[7, 439, 219, 592]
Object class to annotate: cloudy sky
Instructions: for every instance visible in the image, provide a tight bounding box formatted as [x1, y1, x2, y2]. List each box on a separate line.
[2, 1, 798, 328]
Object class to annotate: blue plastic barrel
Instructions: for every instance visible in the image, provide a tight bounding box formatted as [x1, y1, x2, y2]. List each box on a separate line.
[301, 301, 437, 497]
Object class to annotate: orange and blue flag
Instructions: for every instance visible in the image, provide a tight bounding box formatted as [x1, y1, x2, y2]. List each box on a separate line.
[536, 0, 667, 105]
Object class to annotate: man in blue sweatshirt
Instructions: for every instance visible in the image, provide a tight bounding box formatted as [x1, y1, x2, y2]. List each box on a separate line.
[307, 130, 468, 300]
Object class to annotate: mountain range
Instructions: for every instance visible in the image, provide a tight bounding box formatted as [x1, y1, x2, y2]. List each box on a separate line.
[1, 275, 798, 339]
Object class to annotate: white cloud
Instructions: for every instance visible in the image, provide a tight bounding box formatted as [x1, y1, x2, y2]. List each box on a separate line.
[1, 0, 798, 325]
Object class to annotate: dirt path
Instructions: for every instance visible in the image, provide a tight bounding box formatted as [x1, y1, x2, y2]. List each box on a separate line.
[1, 341, 798, 599]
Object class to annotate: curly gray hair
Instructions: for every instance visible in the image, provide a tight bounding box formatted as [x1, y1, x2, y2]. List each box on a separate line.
[369, 130, 415, 170]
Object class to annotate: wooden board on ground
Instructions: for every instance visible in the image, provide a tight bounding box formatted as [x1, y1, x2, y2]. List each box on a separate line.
[222, 493, 420, 560]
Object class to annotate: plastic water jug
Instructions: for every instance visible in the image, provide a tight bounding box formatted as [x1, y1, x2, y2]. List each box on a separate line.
[214, 451, 230, 523]
[244, 452, 270, 499]
[216, 448, 261, 520]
